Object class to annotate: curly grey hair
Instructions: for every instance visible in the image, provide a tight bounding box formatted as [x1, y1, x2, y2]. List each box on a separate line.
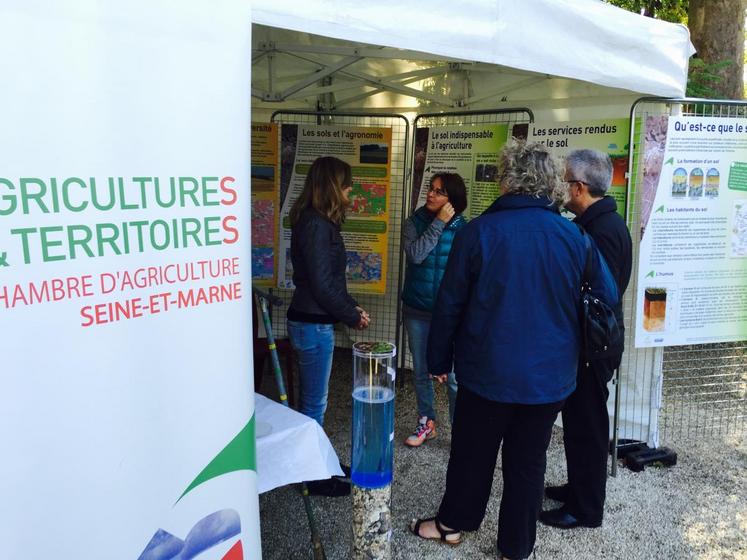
[499, 140, 567, 207]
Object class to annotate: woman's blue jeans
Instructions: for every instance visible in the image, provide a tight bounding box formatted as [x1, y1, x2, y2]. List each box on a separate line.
[404, 315, 457, 423]
[287, 320, 335, 427]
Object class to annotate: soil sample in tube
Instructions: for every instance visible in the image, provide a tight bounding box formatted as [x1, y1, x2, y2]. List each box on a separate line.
[705, 168, 719, 198]
[689, 168, 704, 198]
[672, 168, 687, 197]
[643, 287, 667, 332]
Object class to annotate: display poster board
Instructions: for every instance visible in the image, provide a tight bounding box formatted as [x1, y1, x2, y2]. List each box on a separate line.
[0, 2, 260, 559]
[635, 115, 747, 348]
[525, 118, 631, 217]
[412, 124, 510, 218]
[278, 125, 392, 294]
[251, 122, 280, 287]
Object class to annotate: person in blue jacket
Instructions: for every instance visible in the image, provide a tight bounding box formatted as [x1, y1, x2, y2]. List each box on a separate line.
[408, 141, 617, 560]
[401, 172, 467, 447]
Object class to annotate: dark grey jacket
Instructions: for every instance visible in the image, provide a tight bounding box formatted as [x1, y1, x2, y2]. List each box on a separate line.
[287, 208, 360, 327]
[574, 196, 632, 356]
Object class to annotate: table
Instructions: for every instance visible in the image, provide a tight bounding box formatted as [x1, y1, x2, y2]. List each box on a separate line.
[254, 393, 343, 493]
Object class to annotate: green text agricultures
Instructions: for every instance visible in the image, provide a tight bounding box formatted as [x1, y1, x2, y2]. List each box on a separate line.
[0, 176, 237, 214]
[0, 176, 239, 264]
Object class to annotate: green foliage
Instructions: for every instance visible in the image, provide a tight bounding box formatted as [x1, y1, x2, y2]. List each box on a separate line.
[605, 0, 688, 23]
[686, 58, 735, 98]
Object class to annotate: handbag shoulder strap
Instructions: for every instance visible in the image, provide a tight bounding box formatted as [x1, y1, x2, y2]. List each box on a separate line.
[575, 223, 593, 286]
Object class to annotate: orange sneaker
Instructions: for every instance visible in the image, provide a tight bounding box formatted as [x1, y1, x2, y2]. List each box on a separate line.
[404, 416, 436, 447]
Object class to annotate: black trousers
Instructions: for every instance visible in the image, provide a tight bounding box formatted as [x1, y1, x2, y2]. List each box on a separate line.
[438, 385, 564, 560]
[561, 355, 620, 524]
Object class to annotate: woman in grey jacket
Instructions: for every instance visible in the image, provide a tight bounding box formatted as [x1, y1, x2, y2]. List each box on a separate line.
[401, 173, 467, 447]
[287, 156, 370, 496]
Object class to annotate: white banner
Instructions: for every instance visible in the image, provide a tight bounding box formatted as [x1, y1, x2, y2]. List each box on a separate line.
[635, 115, 747, 348]
[0, 2, 259, 559]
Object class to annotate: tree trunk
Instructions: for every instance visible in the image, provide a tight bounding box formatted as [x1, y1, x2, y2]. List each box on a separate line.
[689, 0, 746, 99]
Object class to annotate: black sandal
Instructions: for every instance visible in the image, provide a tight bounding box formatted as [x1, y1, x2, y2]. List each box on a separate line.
[409, 517, 463, 545]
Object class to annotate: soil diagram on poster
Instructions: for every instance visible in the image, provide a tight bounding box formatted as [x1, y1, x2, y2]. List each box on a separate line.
[278, 125, 392, 294]
[251, 122, 279, 286]
[412, 124, 509, 218]
[635, 116, 747, 347]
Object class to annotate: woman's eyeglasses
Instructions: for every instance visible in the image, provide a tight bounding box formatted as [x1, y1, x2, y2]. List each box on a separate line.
[428, 186, 448, 197]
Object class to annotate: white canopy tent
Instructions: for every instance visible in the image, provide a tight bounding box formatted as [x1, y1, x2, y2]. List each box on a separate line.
[249, 0, 696, 447]
[251, 0, 693, 119]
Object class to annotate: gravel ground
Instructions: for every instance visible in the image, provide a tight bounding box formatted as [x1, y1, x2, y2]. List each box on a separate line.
[258, 350, 747, 560]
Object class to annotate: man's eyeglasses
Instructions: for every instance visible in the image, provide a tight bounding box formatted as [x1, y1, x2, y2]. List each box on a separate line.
[565, 179, 588, 187]
[428, 186, 448, 197]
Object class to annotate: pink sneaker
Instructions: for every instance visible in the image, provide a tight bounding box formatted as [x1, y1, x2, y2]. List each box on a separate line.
[404, 416, 436, 447]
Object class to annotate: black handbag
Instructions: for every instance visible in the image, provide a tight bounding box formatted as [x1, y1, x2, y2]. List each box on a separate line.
[579, 230, 621, 365]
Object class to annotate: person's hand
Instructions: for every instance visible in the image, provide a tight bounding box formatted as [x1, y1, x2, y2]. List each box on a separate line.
[429, 373, 448, 383]
[436, 202, 455, 223]
[355, 306, 370, 330]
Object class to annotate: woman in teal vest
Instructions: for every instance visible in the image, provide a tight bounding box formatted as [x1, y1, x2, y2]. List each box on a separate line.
[402, 172, 467, 447]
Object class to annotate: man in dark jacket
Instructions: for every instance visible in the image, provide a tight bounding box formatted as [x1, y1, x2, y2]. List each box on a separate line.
[540, 149, 633, 529]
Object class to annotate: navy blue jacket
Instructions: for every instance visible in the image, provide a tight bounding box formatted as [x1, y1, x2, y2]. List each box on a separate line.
[426, 194, 618, 404]
[401, 207, 466, 313]
[287, 208, 360, 327]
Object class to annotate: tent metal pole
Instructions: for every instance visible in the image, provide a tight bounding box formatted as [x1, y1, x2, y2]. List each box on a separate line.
[611, 368, 621, 477]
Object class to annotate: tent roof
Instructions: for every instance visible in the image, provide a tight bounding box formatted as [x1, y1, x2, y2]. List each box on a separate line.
[252, 0, 694, 99]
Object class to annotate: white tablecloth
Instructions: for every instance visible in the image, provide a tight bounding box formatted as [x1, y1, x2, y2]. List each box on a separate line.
[255, 393, 343, 493]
